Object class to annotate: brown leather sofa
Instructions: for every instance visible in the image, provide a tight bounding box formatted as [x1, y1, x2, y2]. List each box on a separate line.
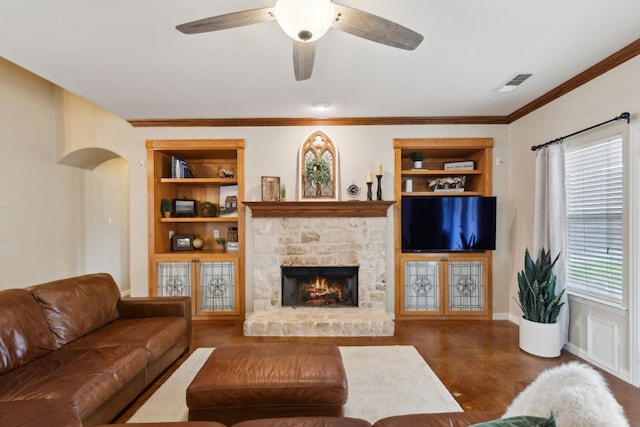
[102, 413, 503, 426]
[0, 273, 191, 426]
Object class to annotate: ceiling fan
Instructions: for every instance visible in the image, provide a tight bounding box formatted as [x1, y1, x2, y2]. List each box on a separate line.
[176, 0, 424, 81]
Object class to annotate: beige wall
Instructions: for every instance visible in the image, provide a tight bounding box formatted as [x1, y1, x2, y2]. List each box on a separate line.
[0, 58, 85, 287]
[0, 58, 134, 292]
[83, 158, 130, 290]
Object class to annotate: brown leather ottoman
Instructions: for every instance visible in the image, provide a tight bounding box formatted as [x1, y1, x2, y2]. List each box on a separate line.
[186, 343, 348, 425]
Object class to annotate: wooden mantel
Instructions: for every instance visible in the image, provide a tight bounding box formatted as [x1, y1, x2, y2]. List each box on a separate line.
[244, 201, 395, 218]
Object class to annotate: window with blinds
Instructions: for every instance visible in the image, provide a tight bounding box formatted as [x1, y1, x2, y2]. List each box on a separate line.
[564, 134, 623, 301]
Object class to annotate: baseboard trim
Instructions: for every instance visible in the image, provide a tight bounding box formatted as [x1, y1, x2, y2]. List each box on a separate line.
[492, 312, 510, 321]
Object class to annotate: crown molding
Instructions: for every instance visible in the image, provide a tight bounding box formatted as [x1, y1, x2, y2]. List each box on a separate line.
[508, 37, 640, 122]
[128, 116, 510, 127]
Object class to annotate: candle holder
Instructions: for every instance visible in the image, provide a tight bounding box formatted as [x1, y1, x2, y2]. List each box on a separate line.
[376, 175, 382, 200]
[366, 182, 373, 201]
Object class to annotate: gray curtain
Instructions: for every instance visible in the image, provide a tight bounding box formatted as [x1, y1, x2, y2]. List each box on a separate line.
[532, 143, 569, 347]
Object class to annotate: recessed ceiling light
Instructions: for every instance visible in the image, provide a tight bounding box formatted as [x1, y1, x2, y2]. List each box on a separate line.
[495, 73, 532, 93]
[312, 102, 330, 110]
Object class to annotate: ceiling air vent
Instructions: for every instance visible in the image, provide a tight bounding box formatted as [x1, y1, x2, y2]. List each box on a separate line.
[495, 73, 532, 93]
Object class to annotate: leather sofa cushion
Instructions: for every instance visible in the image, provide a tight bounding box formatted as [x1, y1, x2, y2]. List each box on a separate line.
[0, 345, 147, 419]
[63, 316, 187, 363]
[372, 411, 504, 427]
[101, 423, 226, 427]
[0, 289, 56, 375]
[29, 273, 121, 347]
[0, 399, 82, 427]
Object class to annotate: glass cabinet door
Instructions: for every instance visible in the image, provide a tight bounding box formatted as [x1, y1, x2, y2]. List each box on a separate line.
[447, 261, 484, 312]
[157, 262, 192, 297]
[403, 260, 441, 312]
[199, 261, 236, 313]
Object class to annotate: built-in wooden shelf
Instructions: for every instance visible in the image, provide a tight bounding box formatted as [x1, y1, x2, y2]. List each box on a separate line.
[244, 201, 395, 218]
[159, 217, 238, 223]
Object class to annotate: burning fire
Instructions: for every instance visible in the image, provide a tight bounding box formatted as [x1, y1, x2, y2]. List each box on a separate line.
[301, 276, 343, 305]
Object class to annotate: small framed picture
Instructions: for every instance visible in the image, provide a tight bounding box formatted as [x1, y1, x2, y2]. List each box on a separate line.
[261, 176, 281, 202]
[172, 234, 194, 251]
[219, 185, 238, 217]
[173, 199, 196, 217]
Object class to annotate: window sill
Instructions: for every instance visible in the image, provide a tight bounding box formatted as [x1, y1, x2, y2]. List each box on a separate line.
[567, 291, 628, 316]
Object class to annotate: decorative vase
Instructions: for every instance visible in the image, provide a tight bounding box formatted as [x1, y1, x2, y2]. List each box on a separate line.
[413, 160, 423, 169]
[405, 179, 413, 192]
[519, 317, 561, 358]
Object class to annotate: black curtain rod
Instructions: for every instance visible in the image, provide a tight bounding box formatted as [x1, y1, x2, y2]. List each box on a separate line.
[530, 112, 630, 151]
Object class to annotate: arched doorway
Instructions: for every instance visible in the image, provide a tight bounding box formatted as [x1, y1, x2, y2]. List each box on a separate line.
[58, 148, 130, 292]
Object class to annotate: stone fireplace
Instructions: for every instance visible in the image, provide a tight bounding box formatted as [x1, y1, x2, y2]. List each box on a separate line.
[243, 201, 395, 336]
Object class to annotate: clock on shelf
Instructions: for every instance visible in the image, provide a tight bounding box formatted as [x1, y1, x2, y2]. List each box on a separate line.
[347, 182, 361, 200]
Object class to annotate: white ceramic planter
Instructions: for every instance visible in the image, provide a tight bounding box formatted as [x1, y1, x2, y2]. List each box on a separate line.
[413, 160, 422, 169]
[519, 317, 561, 358]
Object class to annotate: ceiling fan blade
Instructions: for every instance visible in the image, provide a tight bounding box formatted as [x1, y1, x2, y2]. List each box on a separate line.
[332, 4, 423, 50]
[293, 41, 316, 81]
[176, 7, 276, 34]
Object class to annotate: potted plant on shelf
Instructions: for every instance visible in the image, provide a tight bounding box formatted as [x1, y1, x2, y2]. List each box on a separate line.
[160, 198, 172, 218]
[411, 152, 424, 169]
[215, 237, 227, 252]
[515, 248, 565, 358]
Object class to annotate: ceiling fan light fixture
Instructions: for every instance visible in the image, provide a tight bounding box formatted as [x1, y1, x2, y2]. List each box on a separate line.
[275, 0, 334, 42]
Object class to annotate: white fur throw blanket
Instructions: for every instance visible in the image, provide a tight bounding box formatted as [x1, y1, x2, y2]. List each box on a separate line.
[503, 362, 629, 427]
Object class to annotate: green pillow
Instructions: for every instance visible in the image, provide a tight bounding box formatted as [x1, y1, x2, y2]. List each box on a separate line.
[470, 412, 556, 427]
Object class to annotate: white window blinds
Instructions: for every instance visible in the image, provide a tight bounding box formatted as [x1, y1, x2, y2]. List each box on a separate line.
[564, 134, 623, 301]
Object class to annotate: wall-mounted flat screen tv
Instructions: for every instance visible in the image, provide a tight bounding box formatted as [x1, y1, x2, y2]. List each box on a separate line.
[402, 196, 497, 252]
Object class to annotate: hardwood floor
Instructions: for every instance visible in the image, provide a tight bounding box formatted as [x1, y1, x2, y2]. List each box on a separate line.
[115, 320, 640, 424]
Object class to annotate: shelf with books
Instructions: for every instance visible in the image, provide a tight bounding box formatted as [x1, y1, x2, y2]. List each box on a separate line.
[160, 177, 238, 184]
[147, 139, 245, 319]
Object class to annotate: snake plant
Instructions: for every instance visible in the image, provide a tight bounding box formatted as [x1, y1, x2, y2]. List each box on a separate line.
[515, 248, 565, 324]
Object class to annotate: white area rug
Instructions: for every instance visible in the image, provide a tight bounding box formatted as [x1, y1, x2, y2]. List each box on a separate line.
[127, 345, 462, 424]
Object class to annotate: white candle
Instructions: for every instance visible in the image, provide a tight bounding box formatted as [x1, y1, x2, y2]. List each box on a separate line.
[376, 164, 383, 175]
[366, 171, 373, 182]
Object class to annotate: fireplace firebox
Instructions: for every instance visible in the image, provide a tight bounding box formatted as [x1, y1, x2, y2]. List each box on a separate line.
[281, 266, 359, 307]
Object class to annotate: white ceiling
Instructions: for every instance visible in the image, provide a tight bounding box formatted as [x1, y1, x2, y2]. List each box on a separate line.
[1, 0, 639, 121]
